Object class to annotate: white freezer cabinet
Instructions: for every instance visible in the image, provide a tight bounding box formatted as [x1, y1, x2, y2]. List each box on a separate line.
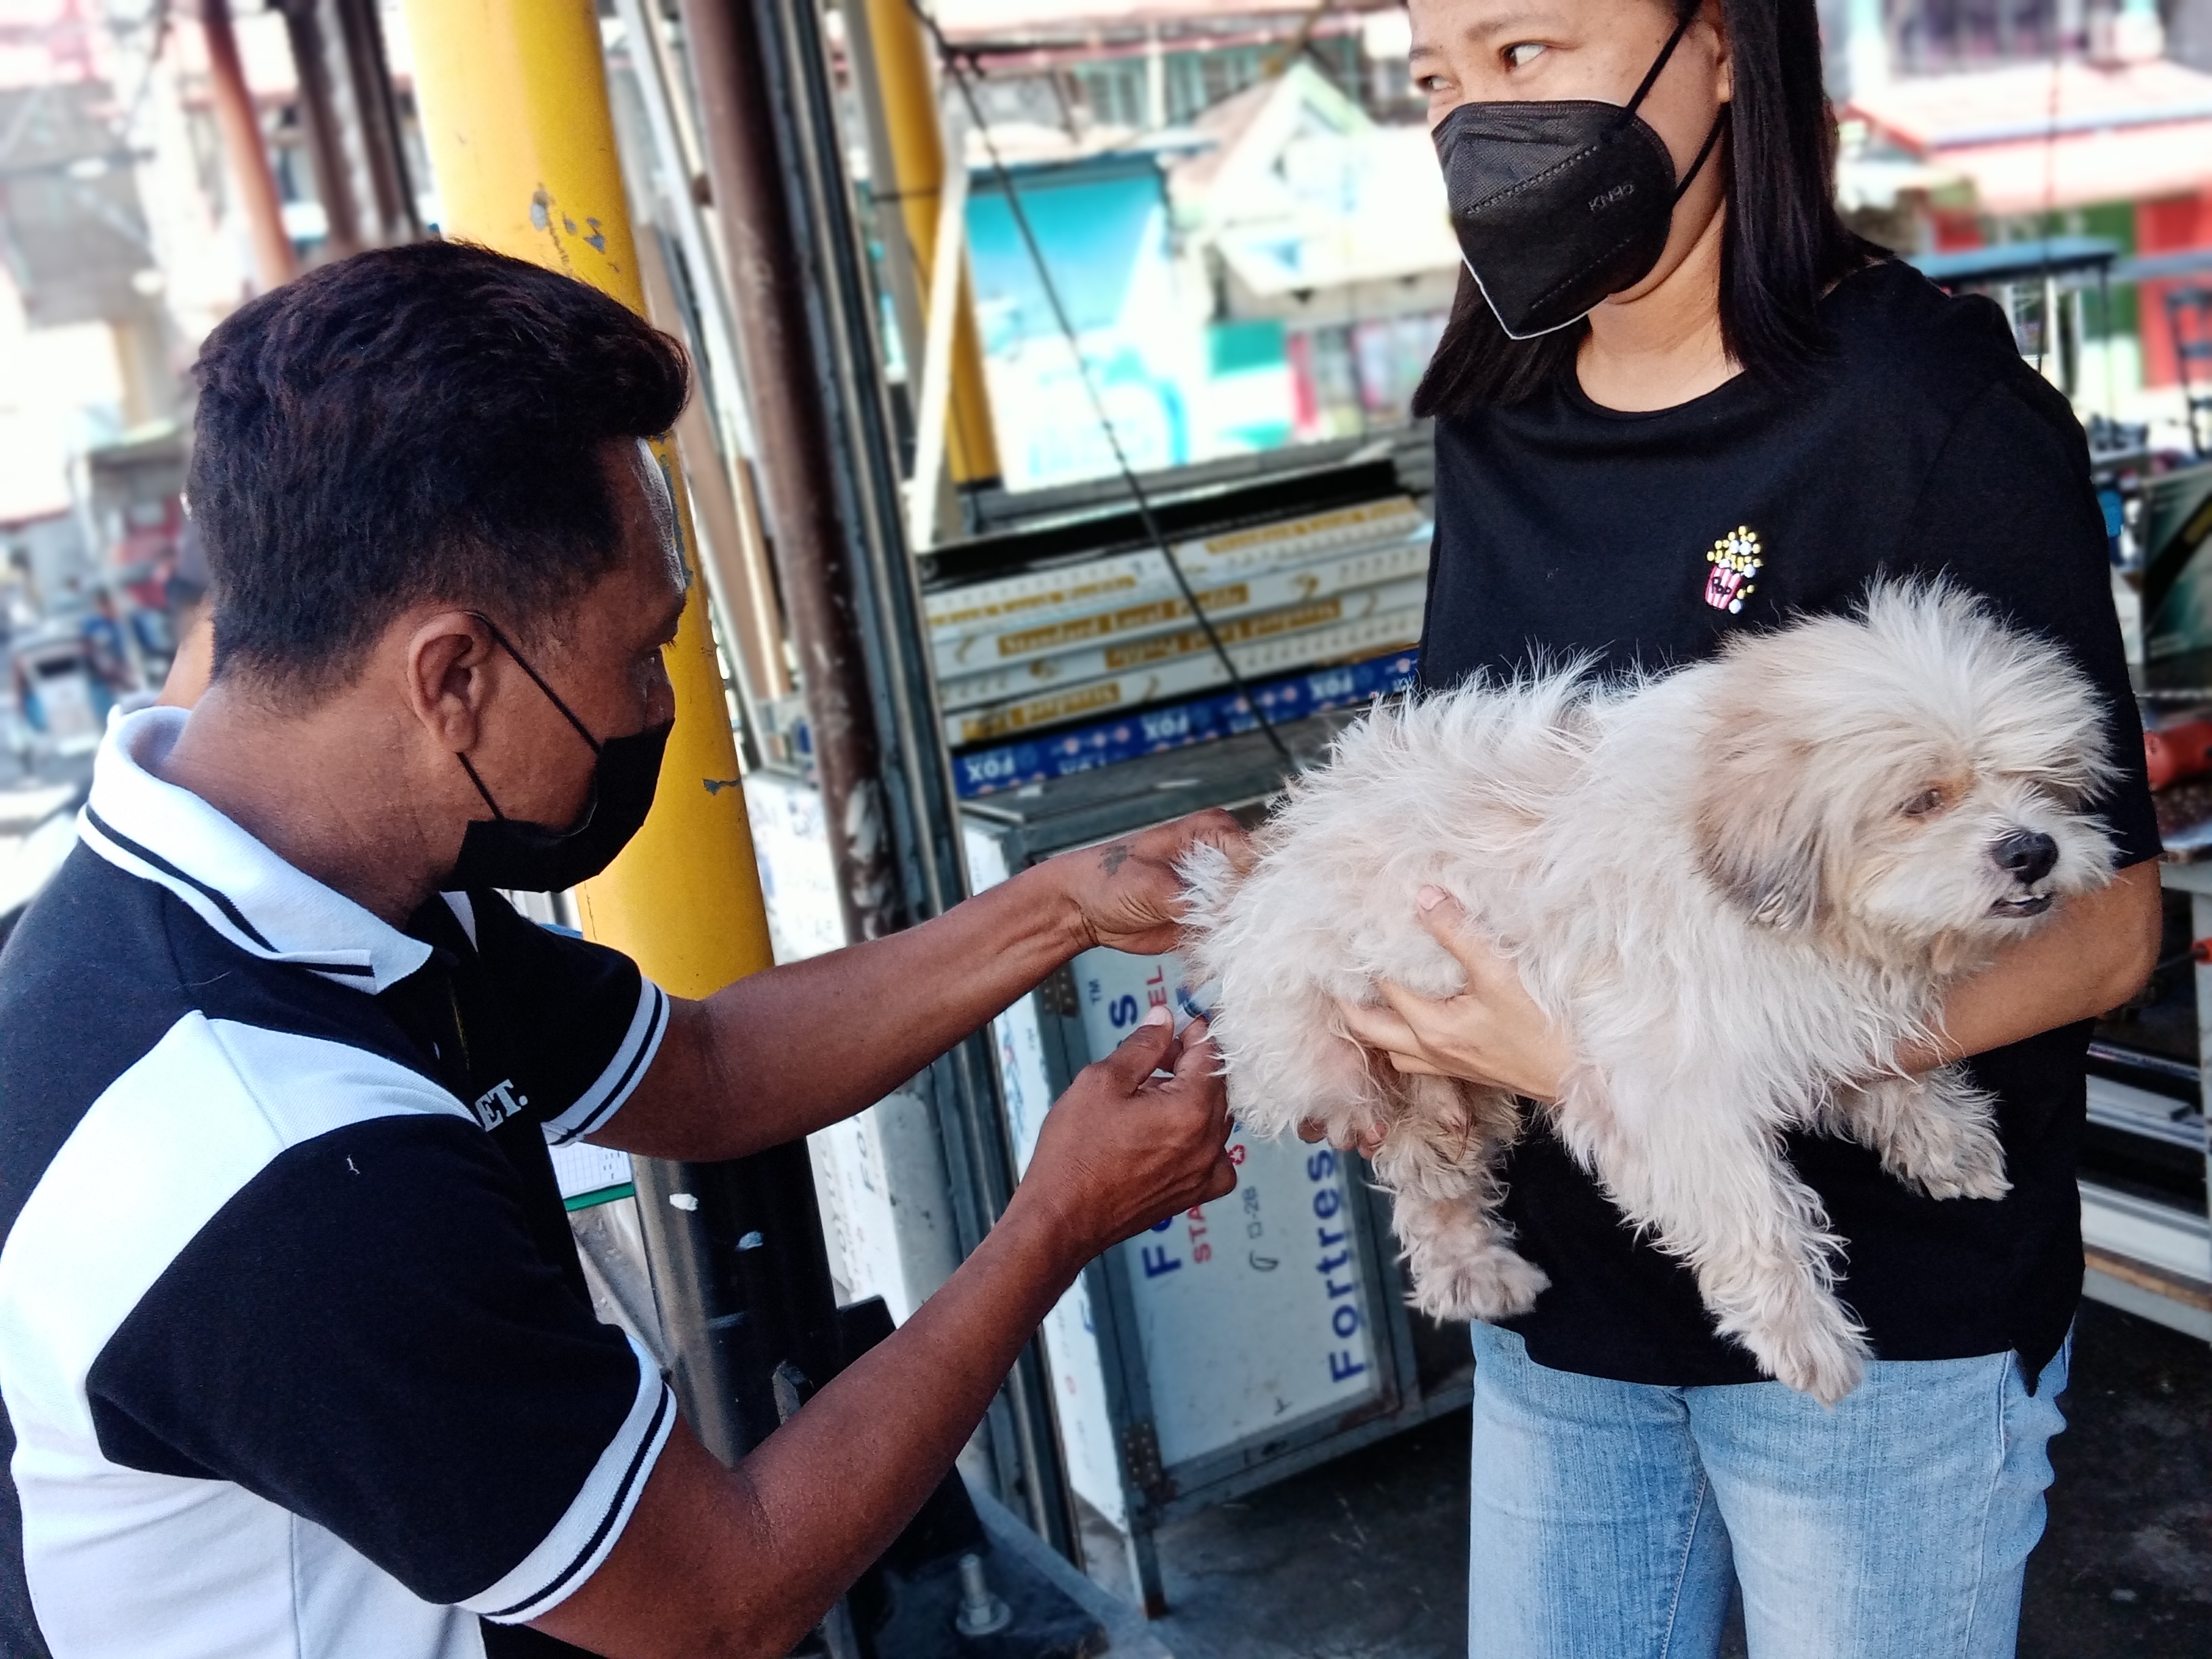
[960, 719, 1471, 1614]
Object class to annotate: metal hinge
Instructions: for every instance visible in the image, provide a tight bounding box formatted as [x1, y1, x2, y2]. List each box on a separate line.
[1120, 1420, 1171, 1504]
[1038, 963, 1080, 1017]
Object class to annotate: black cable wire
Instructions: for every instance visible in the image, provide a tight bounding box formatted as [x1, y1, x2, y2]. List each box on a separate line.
[910, 1, 1300, 771]
[2151, 939, 2207, 978]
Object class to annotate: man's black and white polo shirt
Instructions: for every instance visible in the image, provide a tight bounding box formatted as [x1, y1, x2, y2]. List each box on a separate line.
[0, 708, 677, 1658]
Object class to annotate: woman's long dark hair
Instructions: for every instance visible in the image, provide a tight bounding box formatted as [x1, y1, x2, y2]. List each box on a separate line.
[1411, 0, 1875, 417]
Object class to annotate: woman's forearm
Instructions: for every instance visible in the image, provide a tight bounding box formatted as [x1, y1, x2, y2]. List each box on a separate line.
[1898, 859, 2163, 1071]
[1344, 862, 2163, 1102]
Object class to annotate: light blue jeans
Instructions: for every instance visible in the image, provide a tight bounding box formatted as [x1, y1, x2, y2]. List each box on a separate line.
[1467, 1322, 2070, 1659]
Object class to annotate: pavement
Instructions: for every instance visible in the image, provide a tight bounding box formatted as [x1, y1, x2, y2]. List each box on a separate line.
[0, 743, 90, 937]
[1068, 1298, 2211, 1658]
[2024, 1299, 2212, 1657]
[0, 743, 91, 934]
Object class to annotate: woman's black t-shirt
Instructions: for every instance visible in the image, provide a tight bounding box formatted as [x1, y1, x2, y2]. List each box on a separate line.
[1417, 258, 2161, 1390]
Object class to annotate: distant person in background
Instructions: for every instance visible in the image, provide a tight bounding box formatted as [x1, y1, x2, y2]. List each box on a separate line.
[77, 592, 135, 705]
[157, 518, 213, 708]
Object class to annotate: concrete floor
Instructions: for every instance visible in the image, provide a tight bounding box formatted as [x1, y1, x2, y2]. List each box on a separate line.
[2022, 1300, 2212, 1657]
[1076, 1298, 2212, 1658]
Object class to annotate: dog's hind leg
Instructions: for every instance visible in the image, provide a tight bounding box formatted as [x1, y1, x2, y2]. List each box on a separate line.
[1374, 1076, 1548, 1322]
[1823, 1068, 2009, 1202]
[1565, 1082, 1869, 1404]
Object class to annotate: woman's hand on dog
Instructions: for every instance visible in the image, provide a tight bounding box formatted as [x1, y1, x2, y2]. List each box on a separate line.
[1335, 887, 1573, 1103]
[1044, 808, 1252, 956]
[1017, 1004, 1237, 1261]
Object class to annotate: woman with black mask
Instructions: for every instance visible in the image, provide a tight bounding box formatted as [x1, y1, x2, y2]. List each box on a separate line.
[1329, 2, 2164, 1654]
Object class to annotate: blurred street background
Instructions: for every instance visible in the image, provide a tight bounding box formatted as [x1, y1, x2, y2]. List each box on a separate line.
[2, 3, 2211, 1652]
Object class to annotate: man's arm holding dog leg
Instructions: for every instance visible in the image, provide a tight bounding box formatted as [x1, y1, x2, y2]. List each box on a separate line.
[600, 809, 1247, 1162]
[533, 1008, 1235, 1659]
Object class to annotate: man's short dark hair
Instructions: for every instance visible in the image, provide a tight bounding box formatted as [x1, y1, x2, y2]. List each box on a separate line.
[188, 240, 689, 696]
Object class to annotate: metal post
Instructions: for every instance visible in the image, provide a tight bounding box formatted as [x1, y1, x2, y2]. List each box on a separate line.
[845, 0, 1001, 489]
[674, 0, 903, 944]
[274, 0, 365, 260]
[398, 0, 840, 1477]
[605, 0, 790, 707]
[675, 0, 1078, 1556]
[632, 219, 788, 718]
[329, 0, 420, 244]
[200, 0, 299, 292]
[275, 0, 417, 253]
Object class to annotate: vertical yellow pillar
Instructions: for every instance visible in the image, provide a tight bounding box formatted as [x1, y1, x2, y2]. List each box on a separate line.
[859, 0, 1001, 486]
[402, 0, 773, 995]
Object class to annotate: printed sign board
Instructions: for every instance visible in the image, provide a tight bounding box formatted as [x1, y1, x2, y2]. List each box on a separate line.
[1069, 945, 1380, 1469]
[549, 1141, 634, 1209]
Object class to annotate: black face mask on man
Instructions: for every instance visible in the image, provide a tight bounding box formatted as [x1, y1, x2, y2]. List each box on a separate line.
[1432, 7, 1729, 340]
[442, 617, 672, 894]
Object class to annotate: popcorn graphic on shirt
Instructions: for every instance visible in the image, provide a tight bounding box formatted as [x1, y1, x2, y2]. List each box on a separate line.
[1703, 527, 1763, 614]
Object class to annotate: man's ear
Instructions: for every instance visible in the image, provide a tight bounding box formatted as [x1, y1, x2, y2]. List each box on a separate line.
[403, 611, 499, 753]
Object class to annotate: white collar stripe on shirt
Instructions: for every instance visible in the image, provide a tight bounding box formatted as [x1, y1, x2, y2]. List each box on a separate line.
[78, 708, 432, 993]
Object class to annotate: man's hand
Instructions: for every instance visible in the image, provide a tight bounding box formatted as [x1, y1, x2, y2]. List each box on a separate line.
[1044, 809, 1252, 956]
[1334, 886, 1572, 1103]
[1017, 1004, 1236, 1257]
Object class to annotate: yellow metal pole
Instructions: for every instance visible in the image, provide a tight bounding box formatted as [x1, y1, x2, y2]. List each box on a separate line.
[401, 0, 773, 996]
[859, 0, 1002, 486]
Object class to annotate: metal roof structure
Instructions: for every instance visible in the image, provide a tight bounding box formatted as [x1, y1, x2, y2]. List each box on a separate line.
[930, 0, 1393, 41]
[1846, 57, 2212, 214]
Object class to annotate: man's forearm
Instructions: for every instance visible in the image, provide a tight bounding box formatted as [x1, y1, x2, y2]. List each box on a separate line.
[535, 1009, 1232, 1659]
[606, 861, 1088, 1160]
[731, 1192, 1084, 1643]
[1899, 859, 2161, 1071]
[532, 1188, 1086, 1658]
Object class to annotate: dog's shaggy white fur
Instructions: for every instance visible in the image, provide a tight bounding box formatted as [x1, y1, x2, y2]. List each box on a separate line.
[1180, 583, 2116, 1404]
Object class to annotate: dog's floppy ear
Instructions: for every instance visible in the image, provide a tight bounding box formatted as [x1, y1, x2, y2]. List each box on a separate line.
[1694, 726, 1830, 932]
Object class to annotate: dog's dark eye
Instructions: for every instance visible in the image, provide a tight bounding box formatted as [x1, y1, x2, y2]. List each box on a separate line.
[1902, 787, 1945, 818]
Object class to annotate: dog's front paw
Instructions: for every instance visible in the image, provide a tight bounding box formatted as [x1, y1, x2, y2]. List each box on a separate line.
[1883, 1099, 2012, 1202]
[1912, 1117, 2011, 1202]
[1408, 1243, 1550, 1322]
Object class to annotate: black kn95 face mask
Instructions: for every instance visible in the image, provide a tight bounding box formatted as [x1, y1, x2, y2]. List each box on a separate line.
[1432, 7, 1728, 340]
[443, 617, 673, 895]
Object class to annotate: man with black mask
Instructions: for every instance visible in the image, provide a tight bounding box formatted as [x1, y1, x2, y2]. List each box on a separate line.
[0, 242, 1239, 1659]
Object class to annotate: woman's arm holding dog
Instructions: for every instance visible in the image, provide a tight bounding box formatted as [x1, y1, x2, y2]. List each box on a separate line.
[1326, 863, 2162, 1114]
[1895, 857, 2161, 1071]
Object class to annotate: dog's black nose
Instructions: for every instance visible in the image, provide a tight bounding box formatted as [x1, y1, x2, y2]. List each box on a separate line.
[1992, 830, 2058, 884]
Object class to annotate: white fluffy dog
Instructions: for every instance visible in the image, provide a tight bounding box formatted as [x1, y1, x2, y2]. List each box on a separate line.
[1180, 583, 2116, 1404]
